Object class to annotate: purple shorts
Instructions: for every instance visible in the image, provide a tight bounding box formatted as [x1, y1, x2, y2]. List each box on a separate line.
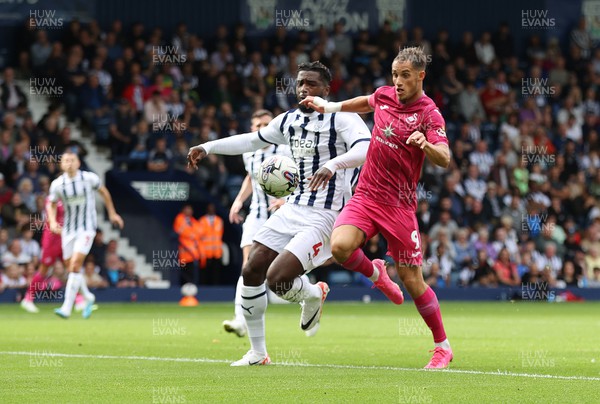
[334, 194, 423, 266]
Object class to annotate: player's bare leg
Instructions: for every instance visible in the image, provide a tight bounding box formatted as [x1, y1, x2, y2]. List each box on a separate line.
[332, 225, 404, 304]
[55, 253, 96, 319]
[21, 264, 51, 313]
[231, 242, 278, 366]
[265, 251, 328, 336]
[223, 245, 252, 337]
[397, 263, 452, 368]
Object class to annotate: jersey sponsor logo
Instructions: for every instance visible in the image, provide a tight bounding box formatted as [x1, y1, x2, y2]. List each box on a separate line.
[291, 138, 316, 157]
[65, 195, 86, 205]
[436, 128, 447, 137]
[375, 135, 399, 149]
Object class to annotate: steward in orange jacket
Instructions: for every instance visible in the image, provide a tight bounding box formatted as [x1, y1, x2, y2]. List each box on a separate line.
[173, 205, 205, 269]
[197, 204, 224, 260]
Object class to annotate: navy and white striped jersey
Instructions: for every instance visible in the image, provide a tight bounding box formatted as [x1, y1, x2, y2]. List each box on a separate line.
[258, 109, 371, 211]
[243, 144, 292, 220]
[48, 170, 100, 236]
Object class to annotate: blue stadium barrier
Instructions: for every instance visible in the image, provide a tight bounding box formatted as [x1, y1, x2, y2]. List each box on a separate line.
[2, 286, 600, 303]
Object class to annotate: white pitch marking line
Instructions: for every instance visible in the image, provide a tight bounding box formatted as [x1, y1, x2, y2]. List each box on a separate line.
[1, 351, 598, 382]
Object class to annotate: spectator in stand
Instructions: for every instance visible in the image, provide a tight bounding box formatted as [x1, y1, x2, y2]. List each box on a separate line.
[103, 252, 124, 287]
[1, 263, 27, 288]
[117, 260, 144, 288]
[463, 164, 487, 201]
[109, 99, 136, 159]
[0, 173, 14, 207]
[2, 239, 31, 267]
[474, 31, 495, 66]
[31, 30, 52, 71]
[480, 77, 507, 119]
[18, 227, 40, 266]
[144, 90, 167, 126]
[557, 260, 580, 288]
[1, 68, 27, 111]
[493, 247, 520, 286]
[16, 178, 37, 213]
[570, 16, 593, 59]
[147, 137, 172, 173]
[1, 193, 31, 230]
[83, 257, 108, 289]
[471, 249, 498, 287]
[468, 139, 494, 176]
[458, 81, 486, 122]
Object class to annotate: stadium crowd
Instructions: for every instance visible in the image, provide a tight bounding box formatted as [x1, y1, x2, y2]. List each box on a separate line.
[1, 16, 600, 292]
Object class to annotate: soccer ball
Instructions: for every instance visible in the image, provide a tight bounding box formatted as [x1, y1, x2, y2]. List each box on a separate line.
[257, 155, 300, 198]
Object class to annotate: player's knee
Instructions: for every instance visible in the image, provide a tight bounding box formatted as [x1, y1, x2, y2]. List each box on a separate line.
[331, 241, 352, 263]
[241, 248, 271, 286]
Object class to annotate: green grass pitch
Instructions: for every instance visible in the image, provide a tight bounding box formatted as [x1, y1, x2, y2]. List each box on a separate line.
[1, 301, 599, 403]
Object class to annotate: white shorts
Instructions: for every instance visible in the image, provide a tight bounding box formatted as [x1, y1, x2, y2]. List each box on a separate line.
[62, 231, 96, 260]
[241, 214, 267, 248]
[253, 203, 338, 272]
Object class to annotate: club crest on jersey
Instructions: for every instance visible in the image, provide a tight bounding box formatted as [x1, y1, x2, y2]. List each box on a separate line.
[405, 113, 418, 124]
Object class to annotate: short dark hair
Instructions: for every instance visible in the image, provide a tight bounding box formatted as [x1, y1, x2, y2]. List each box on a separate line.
[297, 61, 332, 85]
[251, 109, 274, 119]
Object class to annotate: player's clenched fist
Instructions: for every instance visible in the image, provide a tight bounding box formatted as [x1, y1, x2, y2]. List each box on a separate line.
[187, 145, 207, 169]
[406, 131, 428, 150]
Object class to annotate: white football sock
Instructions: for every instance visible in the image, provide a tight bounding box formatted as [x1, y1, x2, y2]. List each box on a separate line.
[368, 265, 380, 282]
[241, 283, 268, 355]
[281, 275, 320, 303]
[78, 273, 95, 302]
[233, 276, 245, 322]
[60, 272, 81, 316]
[435, 339, 451, 350]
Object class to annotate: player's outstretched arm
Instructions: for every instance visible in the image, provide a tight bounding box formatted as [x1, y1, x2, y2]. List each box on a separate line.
[300, 95, 373, 114]
[98, 186, 124, 229]
[187, 131, 273, 170]
[229, 175, 253, 224]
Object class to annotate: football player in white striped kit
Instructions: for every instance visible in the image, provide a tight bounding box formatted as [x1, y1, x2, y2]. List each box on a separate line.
[189, 62, 399, 366]
[48, 152, 124, 319]
[222, 109, 293, 337]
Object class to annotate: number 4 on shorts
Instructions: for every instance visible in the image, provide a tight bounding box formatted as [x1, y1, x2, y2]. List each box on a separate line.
[312, 242, 323, 257]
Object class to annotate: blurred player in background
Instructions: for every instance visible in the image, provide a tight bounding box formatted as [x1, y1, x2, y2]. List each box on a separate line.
[188, 61, 378, 366]
[301, 47, 453, 368]
[20, 197, 65, 313]
[49, 152, 124, 319]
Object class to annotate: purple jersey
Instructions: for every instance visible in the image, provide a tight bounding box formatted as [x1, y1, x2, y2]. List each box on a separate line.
[354, 86, 448, 210]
